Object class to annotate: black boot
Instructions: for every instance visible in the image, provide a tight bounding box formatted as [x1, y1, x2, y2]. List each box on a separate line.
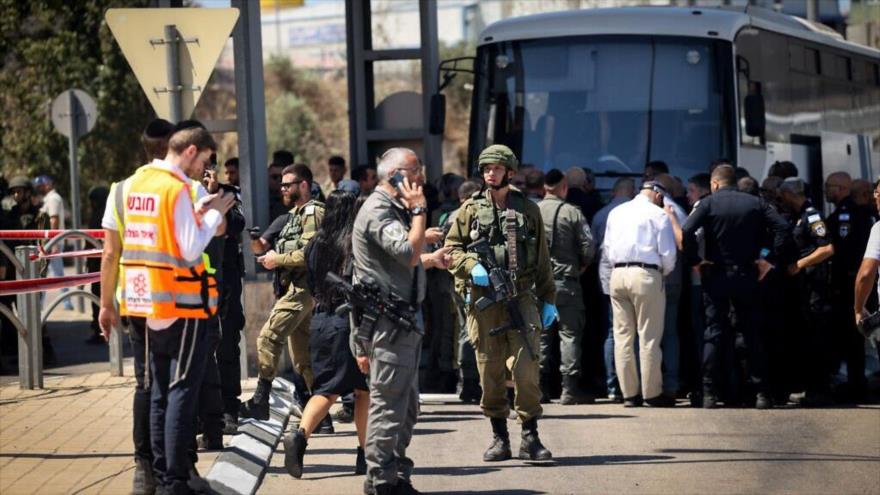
[519, 417, 552, 461]
[283, 428, 308, 478]
[132, 457, 156, 495]
[355, 446, 367, 474]
[483, 417, 512, 462]
[317, 413, 335, 434]
[222, 413, 239, 435]
[459, 378, 481, 404]
[539, 372, 552, 404]
[559, 375, 595, 405]
[239, 378, 272, 420]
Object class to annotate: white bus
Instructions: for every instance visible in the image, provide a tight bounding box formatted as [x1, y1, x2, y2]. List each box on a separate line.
[437, 6, 880, 199]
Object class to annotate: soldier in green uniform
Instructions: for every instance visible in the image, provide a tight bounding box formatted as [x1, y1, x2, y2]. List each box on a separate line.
[445, 145, 558, 462]
[537, 169, 595, 405]
[240, 164, 324, 420]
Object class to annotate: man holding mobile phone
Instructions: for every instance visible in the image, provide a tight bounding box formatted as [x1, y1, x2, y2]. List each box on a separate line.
[352, 148, 451, 495]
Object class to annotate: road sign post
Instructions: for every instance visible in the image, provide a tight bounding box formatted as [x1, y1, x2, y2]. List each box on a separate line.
[51, 89, 97, 313]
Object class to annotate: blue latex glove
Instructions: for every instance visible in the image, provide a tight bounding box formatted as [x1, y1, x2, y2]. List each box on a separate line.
[471, 263, 489, 287]
[541, 302, 559, 328]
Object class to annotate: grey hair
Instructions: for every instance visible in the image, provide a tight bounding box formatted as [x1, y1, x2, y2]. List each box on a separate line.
[779, 177, 805, 196]
[377, 147, 418, 181]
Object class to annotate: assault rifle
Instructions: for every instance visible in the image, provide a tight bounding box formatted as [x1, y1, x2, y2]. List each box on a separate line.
[325, 272, 418, 345]
[467, 238, 536, 360]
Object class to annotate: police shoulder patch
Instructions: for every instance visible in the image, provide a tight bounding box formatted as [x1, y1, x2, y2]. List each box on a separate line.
[382, 220, 407, 242]
[811, 220, 827, 237]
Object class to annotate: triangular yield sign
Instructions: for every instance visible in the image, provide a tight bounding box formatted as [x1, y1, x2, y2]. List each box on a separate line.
[105, 8, 239, 122]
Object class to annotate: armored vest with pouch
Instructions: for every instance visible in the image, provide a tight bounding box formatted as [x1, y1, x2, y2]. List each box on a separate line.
[274, 200, 322, 291]
[470, 189, 539, 280]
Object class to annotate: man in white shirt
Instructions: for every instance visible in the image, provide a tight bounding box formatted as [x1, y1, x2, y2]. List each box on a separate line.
[35, 175, 72, 309]
[855, 179, 880, 332]
[602, 181, 677, 406]
[99, 123, 233, 494]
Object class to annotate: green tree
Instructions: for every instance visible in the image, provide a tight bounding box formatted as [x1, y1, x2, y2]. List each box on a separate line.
[263, 56, 348, 179]
[0, 0, 153, 222]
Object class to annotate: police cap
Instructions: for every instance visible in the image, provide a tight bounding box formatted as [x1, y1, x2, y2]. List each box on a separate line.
[478, 144, 518, 172]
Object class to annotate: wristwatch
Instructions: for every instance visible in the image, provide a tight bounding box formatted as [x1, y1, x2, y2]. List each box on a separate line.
[410, 206, 426, 216]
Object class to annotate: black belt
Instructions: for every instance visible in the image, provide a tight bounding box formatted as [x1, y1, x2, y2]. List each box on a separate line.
[614, 262, 659, 271]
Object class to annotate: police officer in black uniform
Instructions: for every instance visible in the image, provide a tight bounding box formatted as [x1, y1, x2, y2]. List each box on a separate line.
[778, 177, 835, 406]
[682, 165, 792, 409]
[825, 172, 874, 402]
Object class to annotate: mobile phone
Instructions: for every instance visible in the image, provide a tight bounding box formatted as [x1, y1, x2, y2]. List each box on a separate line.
[388, 172, 405, 190]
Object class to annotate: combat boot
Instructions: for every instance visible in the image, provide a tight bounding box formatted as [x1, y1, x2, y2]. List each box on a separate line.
[519, 418, 552, 461]
[132, 457, 156, 495]
[559, 375, 595, 405]
[316, 413, 335, 434]
[283, 428, 308, 478]
[483, 417, 512, 462]
[355, 446, 367, 474]
[239, 378, 272, 421]
[539, 372, 552, 404]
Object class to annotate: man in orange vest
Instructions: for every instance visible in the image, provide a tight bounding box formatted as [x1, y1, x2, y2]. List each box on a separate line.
[99, 118, 174, 494]
[99, 125, 234, 494]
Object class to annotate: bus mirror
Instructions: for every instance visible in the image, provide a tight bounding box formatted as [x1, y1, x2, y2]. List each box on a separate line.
[744, 93, 765, 138]
[430, 93, 446, 135]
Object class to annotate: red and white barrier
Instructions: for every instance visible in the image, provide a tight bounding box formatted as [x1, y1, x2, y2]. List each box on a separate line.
[0, 229, 105, 240]
[0, 272, 100, 296]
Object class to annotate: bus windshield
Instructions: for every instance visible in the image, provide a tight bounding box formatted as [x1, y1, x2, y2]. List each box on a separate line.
[473, 35, 735, 183]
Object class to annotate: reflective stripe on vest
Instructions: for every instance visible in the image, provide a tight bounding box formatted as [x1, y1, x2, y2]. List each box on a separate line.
[189, 186, 216, 275]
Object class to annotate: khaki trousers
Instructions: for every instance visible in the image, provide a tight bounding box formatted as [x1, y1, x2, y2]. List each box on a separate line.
[255, 284, 314, 388]
[610, 266, 666, 400]
[466, 293, 542, 422]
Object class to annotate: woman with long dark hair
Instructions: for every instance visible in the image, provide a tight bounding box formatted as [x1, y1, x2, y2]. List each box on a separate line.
[283, 190, 369, 478]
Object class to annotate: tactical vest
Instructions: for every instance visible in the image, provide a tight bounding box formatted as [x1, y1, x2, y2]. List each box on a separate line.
[274, 199, 323, 290]
[468, 189, 538, 275]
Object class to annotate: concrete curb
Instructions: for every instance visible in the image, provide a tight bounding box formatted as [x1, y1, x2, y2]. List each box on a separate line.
[205, 378, 294, 495]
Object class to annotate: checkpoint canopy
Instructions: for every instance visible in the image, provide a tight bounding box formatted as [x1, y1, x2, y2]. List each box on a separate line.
[105, 8, 239, 122]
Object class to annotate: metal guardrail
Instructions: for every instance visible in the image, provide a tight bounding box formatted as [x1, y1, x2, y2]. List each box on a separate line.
[1, 232, 124, 390]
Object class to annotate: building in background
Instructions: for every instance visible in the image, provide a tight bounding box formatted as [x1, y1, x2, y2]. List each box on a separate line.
[214, 0, 879, 72]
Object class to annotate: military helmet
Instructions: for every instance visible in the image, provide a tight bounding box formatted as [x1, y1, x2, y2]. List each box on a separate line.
[478, 144, 518, 172]
[8, 175, 32, 191]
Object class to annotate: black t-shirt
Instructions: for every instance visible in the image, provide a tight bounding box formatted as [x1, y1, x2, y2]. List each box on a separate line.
[792, 199, 831, 258]
[261, 212, 290, 246]
[827, 196, 875, 282]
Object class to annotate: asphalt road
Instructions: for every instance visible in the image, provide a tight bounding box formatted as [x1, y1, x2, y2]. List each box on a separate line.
[260, 397, 880, 495]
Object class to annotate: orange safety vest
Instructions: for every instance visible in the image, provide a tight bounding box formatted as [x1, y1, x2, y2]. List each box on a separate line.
[117, 164, 218, 319]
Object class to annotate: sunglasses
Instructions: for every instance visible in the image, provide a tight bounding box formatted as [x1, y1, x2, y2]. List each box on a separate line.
[280, 179, 305, 190]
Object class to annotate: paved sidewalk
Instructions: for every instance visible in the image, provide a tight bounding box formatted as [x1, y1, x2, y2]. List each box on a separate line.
[3, 369, 879, 494]
[0, 368, 250, 494]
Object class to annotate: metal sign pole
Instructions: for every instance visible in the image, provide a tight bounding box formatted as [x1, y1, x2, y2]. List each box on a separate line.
[15, 246, 42, 389]
[164, 24, 183, 123]
[67, 91, 85, 313]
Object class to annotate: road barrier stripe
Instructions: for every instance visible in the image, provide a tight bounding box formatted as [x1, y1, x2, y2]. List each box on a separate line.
[205, 377, 295, 495]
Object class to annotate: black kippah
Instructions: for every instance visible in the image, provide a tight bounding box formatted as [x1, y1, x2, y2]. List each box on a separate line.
[172, 119, 206, 133]
[545, 168, 565, 187]
[144, 118, 174, 139]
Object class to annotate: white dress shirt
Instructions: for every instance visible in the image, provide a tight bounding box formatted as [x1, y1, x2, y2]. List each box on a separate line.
[602, 194, 677, 277]
[102, 159, 222, 328]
